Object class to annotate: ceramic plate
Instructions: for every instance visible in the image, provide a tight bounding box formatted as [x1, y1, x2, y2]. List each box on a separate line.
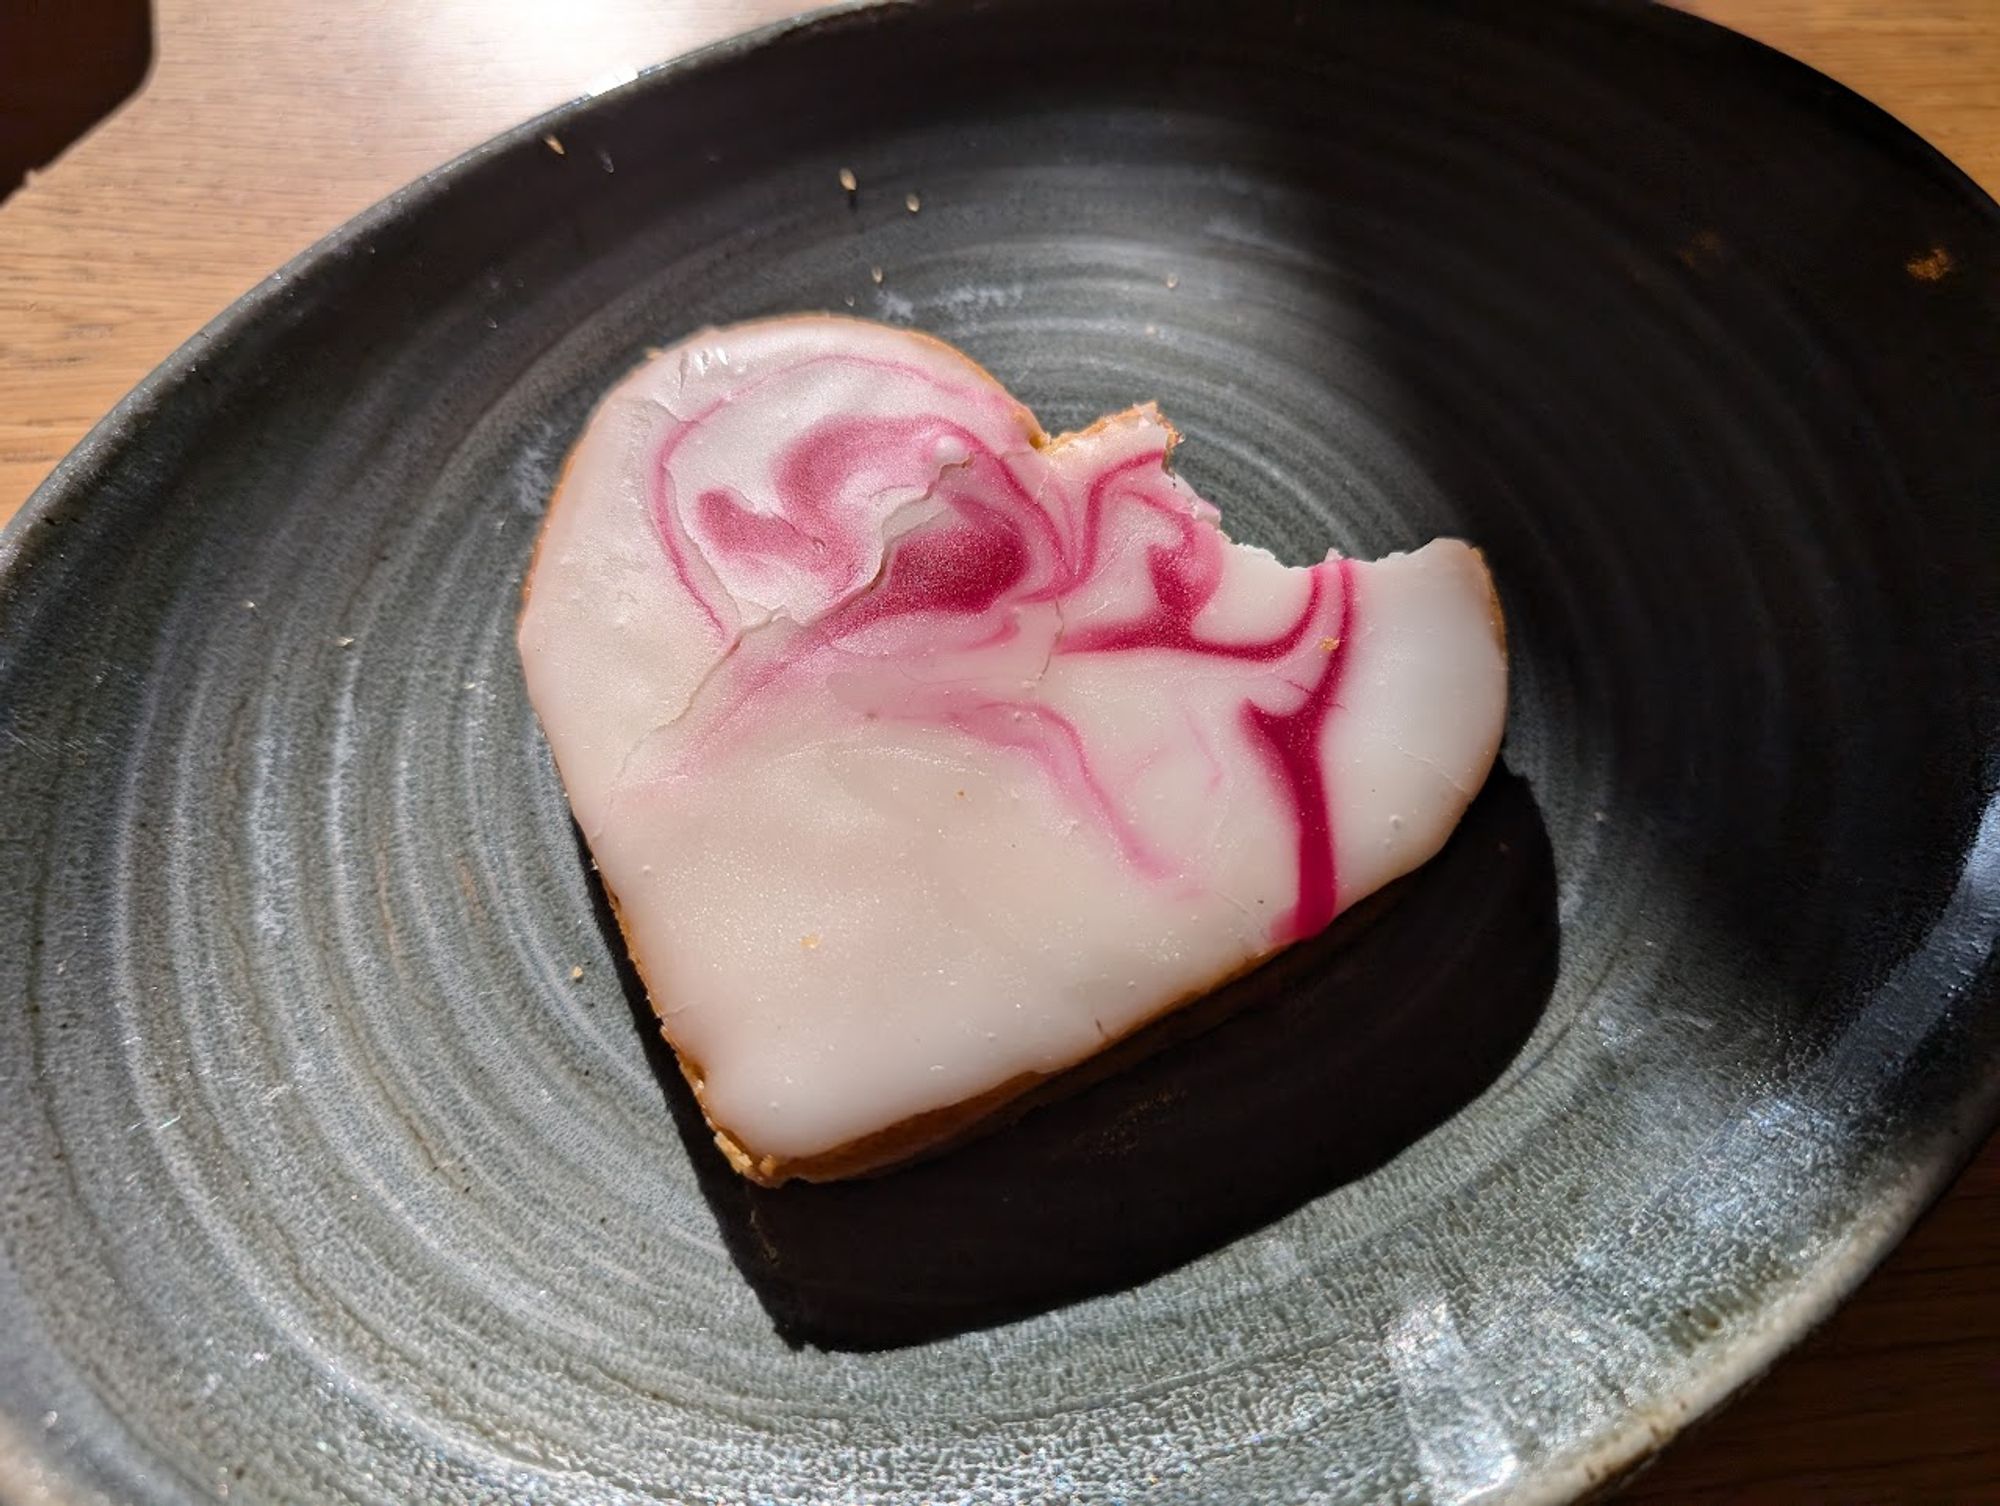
[3, 1, 1997, 1500]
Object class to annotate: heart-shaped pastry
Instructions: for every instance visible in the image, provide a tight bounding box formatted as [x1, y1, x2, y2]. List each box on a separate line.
[520, 316, 1507, 1183]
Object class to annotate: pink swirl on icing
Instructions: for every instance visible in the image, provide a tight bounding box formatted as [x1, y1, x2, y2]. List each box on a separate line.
[648, 352, 1029, 638]
[940, 699, 1174, 880]
[1244, 559, 1357, 942]
[646, 362, 1360, 942]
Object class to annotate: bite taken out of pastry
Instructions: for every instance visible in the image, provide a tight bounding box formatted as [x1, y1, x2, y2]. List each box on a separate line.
[519, 316, 1507, 1185]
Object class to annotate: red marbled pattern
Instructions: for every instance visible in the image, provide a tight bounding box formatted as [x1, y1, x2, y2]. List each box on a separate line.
[648, 395, 1356, 944]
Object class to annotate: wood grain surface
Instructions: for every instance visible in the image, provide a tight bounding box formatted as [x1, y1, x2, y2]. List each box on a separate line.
[1, 2, 1995, 1500]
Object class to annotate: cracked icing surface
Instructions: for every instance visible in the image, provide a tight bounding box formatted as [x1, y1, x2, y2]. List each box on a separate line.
[519, 316, 1506, 1173]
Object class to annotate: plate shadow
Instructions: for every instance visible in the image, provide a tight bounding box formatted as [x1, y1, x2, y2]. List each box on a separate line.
[583, 762, 1555, 1351]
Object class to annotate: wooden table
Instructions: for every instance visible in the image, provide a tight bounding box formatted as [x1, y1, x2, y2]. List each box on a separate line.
[1, 2, 1994, 1498]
